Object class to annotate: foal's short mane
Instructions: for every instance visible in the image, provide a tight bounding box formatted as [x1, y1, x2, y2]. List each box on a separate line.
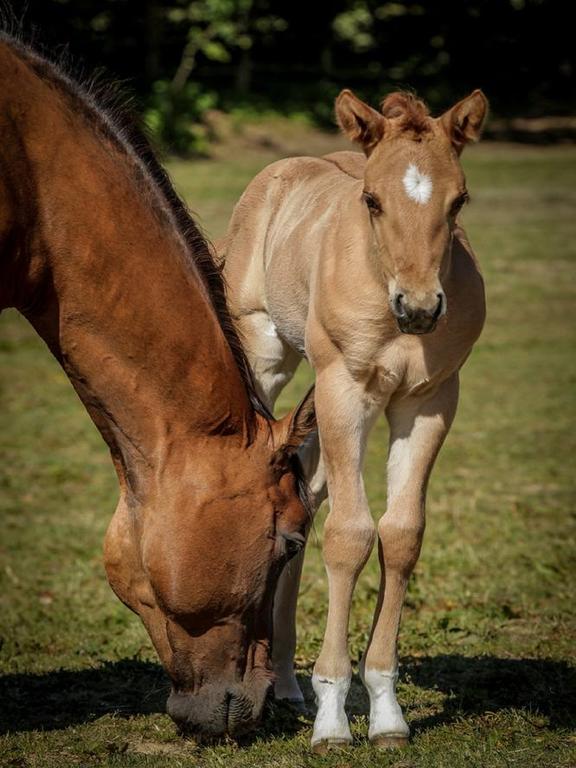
[0, 29, 271, 424]
[381, 91, 431, 136]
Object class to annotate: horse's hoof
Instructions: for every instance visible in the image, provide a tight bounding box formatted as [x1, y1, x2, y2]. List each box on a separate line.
[370, 734, 410, 749]
[311, 738, 352, 755]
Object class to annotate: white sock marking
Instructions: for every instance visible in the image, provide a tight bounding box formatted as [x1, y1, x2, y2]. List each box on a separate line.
[311, 674, 352, 745]
[403, 163, 433, 205]
[363, 667, 409, 739]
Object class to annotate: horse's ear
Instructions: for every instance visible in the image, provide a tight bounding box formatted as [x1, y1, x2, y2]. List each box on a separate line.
[440, 89, 489, 155]
[335, 89, 385, 156]
[270, 386, 316, 460]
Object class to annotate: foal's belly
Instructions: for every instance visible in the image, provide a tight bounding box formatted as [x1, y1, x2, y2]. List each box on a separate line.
[268, 304, 307, 357]
[265, 251, 312, 357]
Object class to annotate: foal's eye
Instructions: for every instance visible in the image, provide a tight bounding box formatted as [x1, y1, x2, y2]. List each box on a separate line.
[363, 192, 382, 216]
[450, 192, 469, 217]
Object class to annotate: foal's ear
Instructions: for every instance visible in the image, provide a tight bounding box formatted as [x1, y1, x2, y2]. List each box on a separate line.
[270, 386, 316, 460]
[335, 89, 386, 156]
[440, 89, 489, 154]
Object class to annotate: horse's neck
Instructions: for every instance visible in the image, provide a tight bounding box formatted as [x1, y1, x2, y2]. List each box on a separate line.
[0, 57, 252, 490]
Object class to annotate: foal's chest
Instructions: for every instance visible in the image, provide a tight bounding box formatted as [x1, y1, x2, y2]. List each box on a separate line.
[344, 317, 474, 404]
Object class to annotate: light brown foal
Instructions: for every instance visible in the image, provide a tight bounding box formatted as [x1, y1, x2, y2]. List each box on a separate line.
[221, 88, 488, 750]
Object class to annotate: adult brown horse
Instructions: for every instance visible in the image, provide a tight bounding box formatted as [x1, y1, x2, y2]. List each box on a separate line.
[0, 33, 317, 738]
[222, 88, 487, 751]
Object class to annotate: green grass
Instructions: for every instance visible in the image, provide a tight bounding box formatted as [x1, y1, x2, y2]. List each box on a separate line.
[1, 129, 575, 767]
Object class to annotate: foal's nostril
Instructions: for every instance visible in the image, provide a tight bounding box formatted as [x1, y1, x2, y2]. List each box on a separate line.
[434, 292, 446, 319]
[393, 293, 406, 317]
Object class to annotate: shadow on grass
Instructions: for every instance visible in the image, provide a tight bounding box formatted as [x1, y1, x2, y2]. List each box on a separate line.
[0, 659, 169, 735]
[343, 654, 576, 732]
[0, 658, 308, 740]
[409, 654, 576, 731]
[1, 655, 574, 737]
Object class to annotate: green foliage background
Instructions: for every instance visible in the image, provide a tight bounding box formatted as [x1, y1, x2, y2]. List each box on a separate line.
[12, 0, 576, 153]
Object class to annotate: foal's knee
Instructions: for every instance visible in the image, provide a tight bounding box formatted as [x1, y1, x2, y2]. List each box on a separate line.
[378, 512, 424, 577]
[323, 514, 376, 574]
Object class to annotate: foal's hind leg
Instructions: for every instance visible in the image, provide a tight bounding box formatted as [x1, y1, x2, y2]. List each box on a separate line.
[362, 374, 459, 747]
[273, 430, 327, 705]
[234, 311, 309, 701]
[235, 311, 301, 406]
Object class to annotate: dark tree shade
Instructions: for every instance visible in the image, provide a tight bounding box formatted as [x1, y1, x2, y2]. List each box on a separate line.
[6, 0, 575, 124]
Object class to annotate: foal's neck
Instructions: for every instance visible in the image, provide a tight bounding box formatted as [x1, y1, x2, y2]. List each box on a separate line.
[0, 42, 253, 493]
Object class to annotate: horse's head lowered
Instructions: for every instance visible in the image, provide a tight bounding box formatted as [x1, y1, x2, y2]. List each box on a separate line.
[144, 392, 317, 740]
[336, 88, 488, 334]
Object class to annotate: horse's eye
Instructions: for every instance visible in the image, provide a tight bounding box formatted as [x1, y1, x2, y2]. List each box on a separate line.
[280, 531, 306, 560]
[363, 192, 382, 215]
[450, 192, 469, 216]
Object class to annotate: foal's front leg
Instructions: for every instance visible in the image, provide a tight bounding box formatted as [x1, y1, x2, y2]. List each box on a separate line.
[311, 365, 380, 751]
[362, 374, 459, 747]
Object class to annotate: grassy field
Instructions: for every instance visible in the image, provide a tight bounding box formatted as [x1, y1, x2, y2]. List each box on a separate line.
[1, 124, 575, 767]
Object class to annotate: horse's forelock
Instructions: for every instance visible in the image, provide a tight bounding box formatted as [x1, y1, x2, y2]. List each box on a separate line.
[380, 92, 431, 136]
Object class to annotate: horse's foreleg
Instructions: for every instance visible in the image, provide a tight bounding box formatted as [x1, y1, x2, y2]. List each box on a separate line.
[311, 366, 379, 751]
[362, 374, 459, 747]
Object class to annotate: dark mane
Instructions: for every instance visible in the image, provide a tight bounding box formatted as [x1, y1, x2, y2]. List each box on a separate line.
[381, 91, 431, 136]
[0, 29, 272, 426]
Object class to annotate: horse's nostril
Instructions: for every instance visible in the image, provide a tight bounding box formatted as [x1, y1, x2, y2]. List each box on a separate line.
[227, 690, 254, 732]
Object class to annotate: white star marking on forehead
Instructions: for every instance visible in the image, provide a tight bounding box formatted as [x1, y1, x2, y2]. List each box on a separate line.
[403, 162, 433, 205]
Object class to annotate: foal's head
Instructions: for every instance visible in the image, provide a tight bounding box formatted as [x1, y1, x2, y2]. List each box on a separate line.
[336, 88, 488, 334]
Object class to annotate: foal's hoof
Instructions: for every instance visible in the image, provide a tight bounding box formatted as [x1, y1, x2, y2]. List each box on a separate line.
[370, 734, 410, 749]
[284, 698, 309, 716]
[275, 697, 309, 717]
[311, 738, 352, 755]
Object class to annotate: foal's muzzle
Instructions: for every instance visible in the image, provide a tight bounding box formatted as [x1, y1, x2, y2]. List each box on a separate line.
[391, 291, 445, 335]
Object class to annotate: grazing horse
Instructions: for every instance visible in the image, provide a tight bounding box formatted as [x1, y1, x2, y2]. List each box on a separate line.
[0, 33, 317, 738]
[222, 88, 487, 750]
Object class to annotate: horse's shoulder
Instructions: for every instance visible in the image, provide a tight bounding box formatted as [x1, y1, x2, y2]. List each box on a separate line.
[321, 151, 366, 180]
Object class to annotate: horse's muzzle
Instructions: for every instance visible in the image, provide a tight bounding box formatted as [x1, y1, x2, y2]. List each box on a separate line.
[167, 678, 271, 740]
